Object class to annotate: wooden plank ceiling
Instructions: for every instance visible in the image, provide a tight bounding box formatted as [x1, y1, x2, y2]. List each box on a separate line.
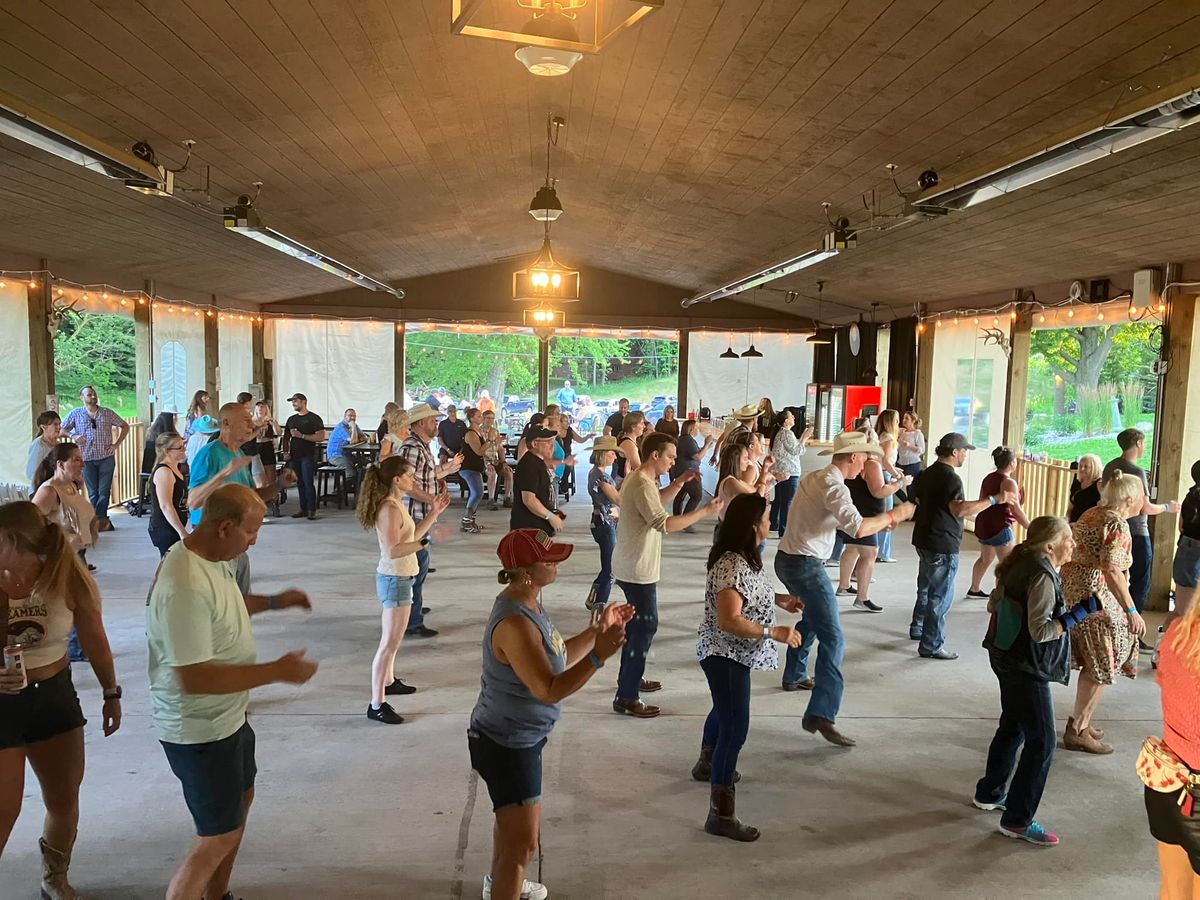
[0, 0, 1198, 314]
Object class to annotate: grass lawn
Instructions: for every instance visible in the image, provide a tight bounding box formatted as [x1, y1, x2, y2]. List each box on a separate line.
[58, 396, 139, 422]
[551, 373, 677, 405]
[1026, 433, 1153, 464]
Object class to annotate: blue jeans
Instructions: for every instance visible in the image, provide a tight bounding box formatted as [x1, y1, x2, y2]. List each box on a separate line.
[878, 485, 895, 560]
[911, 549, 960, 655]
[975, 663, 1056, 830]
[777, 552, 845, 723]
[461, 469, 484, 515]
[82, 455, 116, 520]
[590, 521, 616, 606]
[290, 455, 317, 513]
[699, 655, 752, 786]
[770, 475, 799, 534]
[614, 581, 658, 701]
[1129, 533, 1152, 613]
[406, 544, 432, 632]
[829, 529, 845, 563]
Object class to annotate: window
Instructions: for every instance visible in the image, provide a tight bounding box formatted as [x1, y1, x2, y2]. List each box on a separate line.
[159, 340, 187, 413]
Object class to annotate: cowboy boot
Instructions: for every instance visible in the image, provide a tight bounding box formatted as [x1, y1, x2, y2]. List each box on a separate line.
[39, 836, 81, 900]
[691, 745, 740, 783]
[704, 784, 759, 842]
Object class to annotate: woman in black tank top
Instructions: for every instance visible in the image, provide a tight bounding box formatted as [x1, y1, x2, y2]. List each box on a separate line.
[147, 433, 189, 558]
[837, 450, 903, 612]
[460, 409, 488, 533]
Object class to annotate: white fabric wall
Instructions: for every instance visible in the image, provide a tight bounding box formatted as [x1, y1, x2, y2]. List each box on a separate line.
[0, 283, 33, 487]
[218, 317, 254, 404]
[687, 331, 813, 416]
[272, 318, 394, 424]
[153, 309, 205, 415]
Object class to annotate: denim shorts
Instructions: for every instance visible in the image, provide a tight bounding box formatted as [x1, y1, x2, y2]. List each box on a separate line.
[979, 527, 1014, 547]
[161, 720, 256, 836]
[0, 666, 87, 750]
[841, 530, 877, 548]
[376, 574, 415, 608]
[1174, 535, 1200, 589]
[468, 727, 546, 811]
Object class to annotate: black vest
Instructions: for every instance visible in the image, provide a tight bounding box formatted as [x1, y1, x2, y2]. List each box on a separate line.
[982, 553, 1071, 685]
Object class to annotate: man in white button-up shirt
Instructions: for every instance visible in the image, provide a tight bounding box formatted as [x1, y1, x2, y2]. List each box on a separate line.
[776, 431, 915, 747]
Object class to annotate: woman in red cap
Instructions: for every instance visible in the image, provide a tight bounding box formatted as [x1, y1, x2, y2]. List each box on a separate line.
[469, 529, 633, 900]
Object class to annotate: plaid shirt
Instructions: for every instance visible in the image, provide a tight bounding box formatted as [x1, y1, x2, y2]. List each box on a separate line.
[398, 434, 438, 522]
[62, 405, 125, 462]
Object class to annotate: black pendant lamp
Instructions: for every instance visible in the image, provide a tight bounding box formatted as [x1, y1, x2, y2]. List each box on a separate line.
[741, 343, 763, 358]
[719, 344, 740, 359]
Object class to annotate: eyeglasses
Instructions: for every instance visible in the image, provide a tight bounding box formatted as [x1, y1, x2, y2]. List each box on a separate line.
[171, 444, 186, 452]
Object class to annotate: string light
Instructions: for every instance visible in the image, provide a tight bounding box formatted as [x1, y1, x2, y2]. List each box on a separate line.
[1067, 308, 1075, 318]
[935, 317, 942, 328]
[1037, 313, 1046, 324]
[992, 316, 999, 326]
[1097, 310, 1105, 321]
[952, 316, 959, 326]
[973, 317, 979, 326]
[1009, 309, 1017, 321]
[916, 322, 926, 334]
[28, 279, 37, 288]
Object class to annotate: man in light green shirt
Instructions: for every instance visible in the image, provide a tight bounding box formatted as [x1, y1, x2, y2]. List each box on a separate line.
[147, 484, 317, 900]
[612, 432, 722, 718]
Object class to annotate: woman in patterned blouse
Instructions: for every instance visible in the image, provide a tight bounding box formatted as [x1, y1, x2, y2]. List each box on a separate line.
[692, 492, 802, 842]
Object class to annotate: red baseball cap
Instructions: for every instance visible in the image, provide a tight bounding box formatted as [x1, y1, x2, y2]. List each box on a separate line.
[497, 529, 573, 569]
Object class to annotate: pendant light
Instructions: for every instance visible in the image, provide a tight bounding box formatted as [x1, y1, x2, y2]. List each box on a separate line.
[805, 281, 832, 344]
[719, 332, 739, 358]
[529, 116, 566, 222]
[861, 303, 880, 379]
[740, 337, 763, 358]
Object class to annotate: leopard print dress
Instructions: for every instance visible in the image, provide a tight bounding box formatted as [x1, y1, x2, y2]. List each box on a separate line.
[1058, 506, 1138, 684]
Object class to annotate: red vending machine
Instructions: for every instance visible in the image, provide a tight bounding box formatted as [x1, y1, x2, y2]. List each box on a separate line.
[807, 384, 883, 442]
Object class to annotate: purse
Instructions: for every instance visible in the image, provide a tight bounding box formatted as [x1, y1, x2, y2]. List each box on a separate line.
[1137, 736, 1200, 815]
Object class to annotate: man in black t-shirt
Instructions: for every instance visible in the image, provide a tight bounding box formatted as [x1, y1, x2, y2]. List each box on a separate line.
[511, 425, 563, 536]
[437, 405, 468, 462]
[910, 432, 1014, 660]
[604, 398, 630, 436]
[282, 392, 325, 520]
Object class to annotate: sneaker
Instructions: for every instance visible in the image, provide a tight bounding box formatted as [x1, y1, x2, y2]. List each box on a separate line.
[852, 598, 883, 613]
[972, 796, 1006, 811]
[483, 874, 548, 900]
[835, 587, 856, 597]
[919, 648, 959, 660]
[877, 557, 897, 563]
[367, 702, 404, 725]
[406, 626, 439, 638]
[998, 821, 1059, 846]
[385, 679, 416, 696]
[966, 589, 989, 599]
[487, 501, 499, 511]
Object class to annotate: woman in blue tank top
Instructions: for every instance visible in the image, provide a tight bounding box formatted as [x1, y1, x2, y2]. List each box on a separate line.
[468, 529, 632, 900]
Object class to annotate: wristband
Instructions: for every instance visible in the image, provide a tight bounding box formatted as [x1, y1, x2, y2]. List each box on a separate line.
[267, 593, 281, 610]
[420, 537, 430, 547]
[762, 625, 770, 641]
[1126, 608, 1137, 615]
[587, 650, 604, 669]
[989, 495, 998, 506]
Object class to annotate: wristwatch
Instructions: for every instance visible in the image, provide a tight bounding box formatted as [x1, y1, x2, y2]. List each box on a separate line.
[103, 686, 122, 700]
[587, 650, 604, 669]
[762, 626, 770, 641]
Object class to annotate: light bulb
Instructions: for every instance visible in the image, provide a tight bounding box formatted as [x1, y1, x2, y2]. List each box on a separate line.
[1067, 309, 1074, 318]
[993, 316, 999, 326]
[1009, 310, 1017, 320]
[1098, 311, 1105, 320]
[28, 279, 37, 288]
[1159, 303, 1167, 312]
[1037, 314, 1045, 324]
[139, 297, 146, 305]
[1129, 306, 1138, 317]
[550, 273, 562, 288]
[917, 322, 926, 333]
[935, 319, 942, 328]
[102, 291, 108, 299]
[973, 317, 979, 325]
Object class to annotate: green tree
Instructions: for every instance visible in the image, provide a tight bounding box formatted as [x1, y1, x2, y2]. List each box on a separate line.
[404, 333, 537, 403]
[548, 336, 627, 388]
[53, 312, 136, 414]
[1030, 321, 1159, 415]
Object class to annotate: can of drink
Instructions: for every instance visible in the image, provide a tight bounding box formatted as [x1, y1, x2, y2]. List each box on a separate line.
[4, 645, 27, 690]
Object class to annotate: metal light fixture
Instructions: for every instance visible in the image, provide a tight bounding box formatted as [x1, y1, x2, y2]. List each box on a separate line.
[223, 201, 404, 297]
[740, 340, 763, 358]
[719, 345, 740, 359]
[682, 249, 840, 307]
[805, 281, 833, 344]
[805, 331, 832, 345]
[529, 115, 566, 221]
[523, 305, 565, 341]
[515, 114, 579, 302]
[453, 1, 663, 77]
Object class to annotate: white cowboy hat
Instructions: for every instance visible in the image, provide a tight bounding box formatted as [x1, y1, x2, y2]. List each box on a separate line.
[732, 403, 762, 420]
[819, 431, 885, 457]
[406, 402, 441, 424]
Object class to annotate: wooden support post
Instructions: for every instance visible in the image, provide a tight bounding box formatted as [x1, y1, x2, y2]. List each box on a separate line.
[134, 280, 154, 422]
[28, 262, 55, 423]
[251, 317, 265, 388]
[1148, 280, 1200, 613]
[1004, 300, 1034, 450]
[537, 339, 549, 411]
[914, 311, 934, 464]
[204, 295, 219, 400]
[677, 328, 689, 415]
[394, 323, 405, 402]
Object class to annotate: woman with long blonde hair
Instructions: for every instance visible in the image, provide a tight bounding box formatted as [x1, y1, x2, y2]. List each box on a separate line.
[874, 409, 909, 562]
[1146, 560, 1200, 895]
[356, 456, 448, 724]
[0, 501, 121, 897]
[147, 431, 188, 557]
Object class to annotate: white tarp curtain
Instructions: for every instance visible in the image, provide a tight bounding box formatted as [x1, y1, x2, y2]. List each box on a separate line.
[0, 283, 33, 487]
[218, 317, 254, 404]
[687, 331, 814, 418]
[271, 318, 394, 425]
[152, 310, 205, 415]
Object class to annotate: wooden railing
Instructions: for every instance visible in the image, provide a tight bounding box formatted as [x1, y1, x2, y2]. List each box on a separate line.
[111, 418, 146, 507]
[1011, 457, 1075, 540]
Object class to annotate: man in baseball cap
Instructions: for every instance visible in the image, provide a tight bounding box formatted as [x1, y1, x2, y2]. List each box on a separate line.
[776, 429, 916, 746]
[511, 425, 563, 536]
[909, 432, 1014, 661]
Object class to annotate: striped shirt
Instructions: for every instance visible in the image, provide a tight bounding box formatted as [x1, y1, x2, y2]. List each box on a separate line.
[62, 405, 125, 462]
[399, 434, 437, 523]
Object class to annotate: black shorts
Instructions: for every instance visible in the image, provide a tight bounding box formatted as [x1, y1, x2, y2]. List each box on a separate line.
[468, 728, 546, 811]
[161, 720, 257, 836]
[1146, 785, 1200, 874]
[0, 665, 87, 750]
[841, 530, 878, 548]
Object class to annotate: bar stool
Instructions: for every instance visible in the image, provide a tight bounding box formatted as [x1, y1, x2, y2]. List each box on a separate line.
[316, 465, 346, 509]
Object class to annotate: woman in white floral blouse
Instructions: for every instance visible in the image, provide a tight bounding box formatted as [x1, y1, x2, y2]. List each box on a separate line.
[693, 492, 803, 843]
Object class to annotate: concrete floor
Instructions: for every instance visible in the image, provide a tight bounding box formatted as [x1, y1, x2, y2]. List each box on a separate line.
[1, 487, 1166, 899]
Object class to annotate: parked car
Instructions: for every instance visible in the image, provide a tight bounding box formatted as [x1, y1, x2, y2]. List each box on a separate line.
[503, 396, 535, 418]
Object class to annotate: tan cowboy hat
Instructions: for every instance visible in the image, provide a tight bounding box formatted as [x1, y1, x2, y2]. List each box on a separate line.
[590, 436, 625, 456]
[819, 431, 885, 457]
[732, 403, 762, 420]
[406, 402, 441, 424]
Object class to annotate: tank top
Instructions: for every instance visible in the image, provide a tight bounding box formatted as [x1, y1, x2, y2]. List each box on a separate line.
[461, 429, 486, 473]
[470, 594, 567, 748]
[376, 496, 419, 577]
[49, 482, 95, 549]
[9, 587, 74, 668]
[847, 470, 885, 518]
[975, 471, 1022, 540]
[148, 464, 186, 533]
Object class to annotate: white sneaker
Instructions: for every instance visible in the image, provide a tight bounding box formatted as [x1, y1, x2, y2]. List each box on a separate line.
[483, 873, 549, 900]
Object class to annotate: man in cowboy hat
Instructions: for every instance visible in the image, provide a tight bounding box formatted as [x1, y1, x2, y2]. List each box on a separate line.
[909, 433, 1017, 660]
[399, 402, 463, 638]
[777, 430, 916, 746]
[709, 404, 762, 466]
